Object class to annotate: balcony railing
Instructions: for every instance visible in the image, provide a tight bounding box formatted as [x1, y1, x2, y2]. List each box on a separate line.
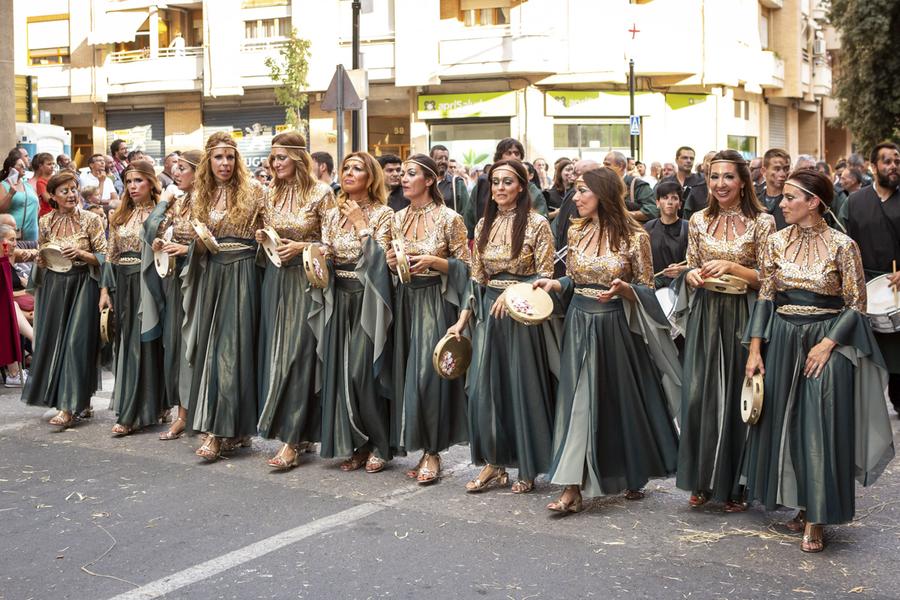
[240, 39, 289, 52]
[109, 46, 204, 63]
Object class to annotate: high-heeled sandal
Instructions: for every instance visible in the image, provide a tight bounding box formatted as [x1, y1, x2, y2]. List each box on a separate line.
[267, 444, 300, 470]
[624, 489, 645, 500]
[724, 500, 748, 513]
[111, 423, 134, 437]
[416, 454, 441, 485]
[365, 455, 387, 474]
[49, 411, 74, 429]
[801, 523, 825, 553]
[159, 417, 186, 441]
[406, 455, 427, 479]
[340, 451, 369, 472]
[511, 479, 534, 494]
[547, 488, 584, 514]
[196, 435, 222, 461]
[689, 491, 709, 507]
[785, 510, 806, 533]
[465, 465, 509, 493]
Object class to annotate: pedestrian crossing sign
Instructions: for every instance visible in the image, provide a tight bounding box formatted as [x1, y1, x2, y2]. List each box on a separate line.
[629, 115, 641, 136]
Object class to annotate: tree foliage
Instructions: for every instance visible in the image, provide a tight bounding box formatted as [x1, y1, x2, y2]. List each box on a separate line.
[830, 0, 900, 154]
[265, 29, 312, 135]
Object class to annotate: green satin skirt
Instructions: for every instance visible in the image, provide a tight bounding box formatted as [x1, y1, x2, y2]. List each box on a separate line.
[110, 262, 164, 429]
[676, 289, 749, 502]
[162, 256, 187, 408]
[391, 275, 467, 455]
[256, 257, 321, 446]
[22, 266, 100, 413]
[467, 279, 557, 480]
[320, 274, 392, 460]
[186, 244, 259, 438]
[549, 294, 679, 496]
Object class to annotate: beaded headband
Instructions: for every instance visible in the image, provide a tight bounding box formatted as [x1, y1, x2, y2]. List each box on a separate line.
[491, 165, 527, 185]
[403, 159, 438, 179]
[343, 156, 367, 167]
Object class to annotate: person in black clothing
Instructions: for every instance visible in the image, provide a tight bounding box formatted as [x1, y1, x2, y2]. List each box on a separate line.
[430, 145, 469, 215]
[546, 158, 574, 220]
[644, 181, 689, 289]
[377, 153, 408, 212]
[311, 151, 341, 194]
[603, 151, 658, 222]
[753, 148, 791, 230]
[846, 141, 900, 415]
[657, 146, 707, 219]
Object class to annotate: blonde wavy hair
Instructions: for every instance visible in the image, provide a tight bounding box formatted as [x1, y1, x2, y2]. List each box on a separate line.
[192, 132, 257, 226]
[269, 131, 316, 202]
[337, 152, 387, 205]
[109, 160, 160, 228]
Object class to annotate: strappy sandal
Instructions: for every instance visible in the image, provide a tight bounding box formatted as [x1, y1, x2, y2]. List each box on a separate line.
[624, 489, 645, 500]
[267, 444, 300, 470]
[340, 451, 369, 472]
[406, 455, 427, 479]
[510, 479, 534, 494]
[547, 487, 584, 514]
[465, 465, 509, 493]
[785, 510, 807, 533]
[689, 491, 709, 507]
[111, 423, 134, 437]
[221, 437, 252, 452]
[159, 417, 186, 441]
[416, 454, 441, 485]
[365, 455, 387, 474]
[801, 523, 825, 553]
[196, 435, 222, 461]
[724, 500, 748, 513]
[49, 411, 74, 429]
[77, 407, 93, 420]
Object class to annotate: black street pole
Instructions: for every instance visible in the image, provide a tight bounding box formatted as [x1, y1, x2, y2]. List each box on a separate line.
[629, 59, 636, 161]
[351, 0, 361, 152]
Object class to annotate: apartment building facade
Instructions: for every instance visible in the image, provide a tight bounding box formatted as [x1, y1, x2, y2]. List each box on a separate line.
[14, 0, 849, 169]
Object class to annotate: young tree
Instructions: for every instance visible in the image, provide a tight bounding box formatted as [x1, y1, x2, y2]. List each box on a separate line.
[265, 30, 312, 137]
[830, 0, 900, 153]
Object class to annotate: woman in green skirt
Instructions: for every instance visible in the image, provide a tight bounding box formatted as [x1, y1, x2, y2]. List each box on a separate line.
[318, 152, 394, 474]
[744, 169, 893, 552]
[386, 154, 469, 484]
[100, 160, 164, 436]
[182, 133, 267, 461]
[255, 131, 334, 470]
[448, 159, 558, 495]
[21, 171, 107, 428]
[674, 149, 775, 510]
[144, 150, 202, 440]
[534, 168, 681, 513]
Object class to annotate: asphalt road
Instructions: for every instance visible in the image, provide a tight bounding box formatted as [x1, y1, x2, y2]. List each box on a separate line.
[1, 376, 899, 600]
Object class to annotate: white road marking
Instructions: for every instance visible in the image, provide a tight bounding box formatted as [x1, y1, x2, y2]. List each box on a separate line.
[106, 463, 471, 600]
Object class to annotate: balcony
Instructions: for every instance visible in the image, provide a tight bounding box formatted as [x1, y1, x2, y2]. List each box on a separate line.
[106, 46, 203, 94]
[758, 0, 783, 8]
[758, 50, 785, 89]
[239, 39, 287, 86]
[812, 61, 832, 96]
[30, 65, 70, 99]
[437, 29, 558, 76]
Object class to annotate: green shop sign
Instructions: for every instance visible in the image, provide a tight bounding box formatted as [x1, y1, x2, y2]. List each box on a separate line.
[418, 92, 517, 119]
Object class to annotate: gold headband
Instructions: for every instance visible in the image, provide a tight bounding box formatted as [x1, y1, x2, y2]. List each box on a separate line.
[403, 159, 438, 179]
[709, 159, 747, 166]
[344, 156, 366, 168]
[179, 156, 199, 167]
[122, 164, 156, 178]
[272, 144, 307, 150]
[785, 180, 817, 199]
[209, 143, 237, 152]
[491, 165, 527, 184]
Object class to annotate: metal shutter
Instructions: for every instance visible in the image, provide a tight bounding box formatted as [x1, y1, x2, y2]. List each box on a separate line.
[203, 106, 289, 171]
[768, 105, 787, 150]
[106, 110, 165, 164]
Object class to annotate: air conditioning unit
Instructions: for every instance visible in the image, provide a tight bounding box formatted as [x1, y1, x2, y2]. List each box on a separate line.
[813, 38, 826, 56]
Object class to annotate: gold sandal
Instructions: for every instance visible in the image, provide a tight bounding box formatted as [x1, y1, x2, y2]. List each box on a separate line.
[267, 444, 300, 470]
[159, 417, 186, 441]
[111, 423, 134, 437]
[801, 523, 825, 553]
[196, 435, 222, 461]
[340, 451, 369, 472]
[365, 455, 387, 474]
[49, 411, 74, 429]
[511, 479, 534, 494]
[416, 454, 441, 485]
[406, 454, 427, 479]
[465, 465, 508, 493]
[547, 487, 583, 514]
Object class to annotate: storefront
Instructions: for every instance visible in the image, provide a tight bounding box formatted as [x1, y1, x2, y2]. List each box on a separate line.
[545, 91, 636, 162]
[202, 105, 291, 171]
[106, 109, 166, 163]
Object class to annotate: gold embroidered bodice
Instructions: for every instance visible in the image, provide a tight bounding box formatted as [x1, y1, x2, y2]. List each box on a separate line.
[392, 202, 470, 262]
[565, 220, 653, 287]
[202, 184, 268, 240]
[157, 192, 196, 245]
[321, 201, 393, 265]
[470, 210, 554, 284]
[263, 181, 334, 243]
[759, 219, 866, 311]
[686, 208, 775, 270]
[37, 208, 107, 258]
[109, 204, 154, 264]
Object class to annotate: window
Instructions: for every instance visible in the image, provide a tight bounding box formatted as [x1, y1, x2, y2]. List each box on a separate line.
[727, 135, 757, 159]
[27, 16, 70, 66]
[244, 17, 291, 40]
[733, 99, 749, 120]
[759, 11, 769, 49]
[553, 121, 631, 159]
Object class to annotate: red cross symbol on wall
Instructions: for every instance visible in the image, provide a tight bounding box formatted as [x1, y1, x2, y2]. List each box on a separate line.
[628, 23, 640, 39]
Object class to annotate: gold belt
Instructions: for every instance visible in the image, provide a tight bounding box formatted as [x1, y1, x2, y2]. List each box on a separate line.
[218, 242, 252, 252]
[574, 287, 602, 298]
[487, 279, 518, 289]
[413, 269, 441, 278]
[117, 257, 141, 265]
[335, 269, 358, 279]
[776, 305, 842, 316]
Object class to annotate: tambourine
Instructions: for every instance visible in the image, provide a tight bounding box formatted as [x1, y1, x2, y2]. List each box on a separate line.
[391, 238, 411, 284]
[741, 373, 764, 425]
[701, 274, 748, 295]
[260, 226, 283, 268]
[503, 282, 553, 325]
[154, 250, 175, 278]
[432, 333, 472, 380]
[302, 244, 329, 289]
[40, 244, 73, 273]
[100, 307, 115, 345]
[191, 219, 220, 254]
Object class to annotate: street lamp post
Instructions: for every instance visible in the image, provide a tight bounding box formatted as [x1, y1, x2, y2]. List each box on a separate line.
[351, 0, 361, 152]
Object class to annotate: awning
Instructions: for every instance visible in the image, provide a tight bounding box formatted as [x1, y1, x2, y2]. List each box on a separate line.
[87, 11, 149, 46]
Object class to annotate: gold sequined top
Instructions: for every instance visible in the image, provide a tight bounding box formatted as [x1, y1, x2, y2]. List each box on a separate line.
[109, 204, 155, 264]
[29, 208, 108, 262]
[156, 192, 196, 245]
[759, 219, 866, 312]
[392, 202, 470, 263]
[321, 201, 393, 265]
[686, 208, 775, 270]
[202, 185, 268, 240]
[263, 181, 334, 242]
[471, 210, 554, 284]
[565, 220, 654, 288]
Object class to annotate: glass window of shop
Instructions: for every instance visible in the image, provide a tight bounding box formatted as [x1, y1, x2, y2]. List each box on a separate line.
[552, 119, 631, 162]
[727, 135, 757, 160]
[430, 120, 511, 171]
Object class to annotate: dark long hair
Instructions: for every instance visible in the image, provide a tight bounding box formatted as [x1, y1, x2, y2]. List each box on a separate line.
[404, 153, 444, 205]
[552, 158, 572, 194]
[0, 150, 22, 181]
[476, 159, 530, 257]
[706, 149, 764, 219]
[576, 167, 642, 252]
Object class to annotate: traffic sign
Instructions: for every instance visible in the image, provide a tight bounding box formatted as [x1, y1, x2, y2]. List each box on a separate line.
[629, 115, 641, 136]
[322, 66, 363, 111]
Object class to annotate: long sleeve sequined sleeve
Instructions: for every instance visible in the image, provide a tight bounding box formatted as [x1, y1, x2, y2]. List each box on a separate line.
[756, 235, 776, 302]
[372, 207, 394, 253]
[470, 220, 486, 285]
[632, 231, 654, 288]
[448, 212, 470, 262]
[533, 218, 555, 278]
[88, 213, 108, 255]
[316, 187, 336, 225]
[838, 238, 867, 312]
[686, 213, 702, 269]
[753, 215, 775, 269]
[320, 209, 336, 261]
